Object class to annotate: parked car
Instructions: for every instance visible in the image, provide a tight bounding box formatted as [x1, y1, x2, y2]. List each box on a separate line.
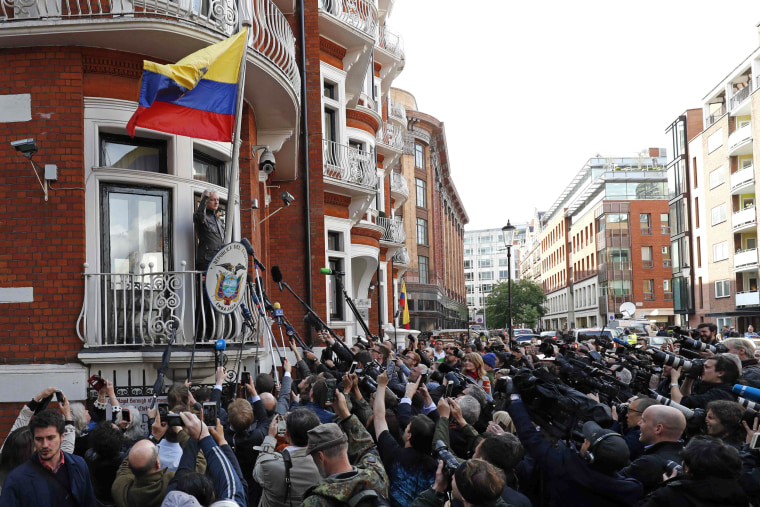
[573, 328, 621, 342]
[513, 328, 534, 338]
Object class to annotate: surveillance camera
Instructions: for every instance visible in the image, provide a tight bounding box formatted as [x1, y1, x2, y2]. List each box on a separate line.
[259, 148, 276, 175]
[11, 138, 38, 158]
[281, 191, 295, 207]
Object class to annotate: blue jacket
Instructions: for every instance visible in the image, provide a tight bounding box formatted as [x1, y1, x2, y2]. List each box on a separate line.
[507, 400, 643, 507]
[0, 452, 96, 507]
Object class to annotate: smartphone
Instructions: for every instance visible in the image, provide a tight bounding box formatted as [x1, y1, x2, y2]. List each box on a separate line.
[55, 391, 64, 404]
[444, 382, 454, 399]
[498, 421, 508, 431]
[121, 408, 131, 423]
[202, 402, 217, 427]
[420, 373, 428, 385]
[88, 375, 105, 392]
[348, 362, 358, 374]
[241, 371, 251, 386]
[165, 414, 184, 427]
[158, 403, 169, 421]
[276, 415, 287, 436]
[325, 378, 337, 403]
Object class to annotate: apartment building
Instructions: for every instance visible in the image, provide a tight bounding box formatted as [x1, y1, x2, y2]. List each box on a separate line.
[540, 151, 674, 330]
[518, 209, 545, 284]
[392, 89, 468, 331]
[690, 35, 760, 332]
[464, 225, 523, 326]
[0, 0, 442, 438]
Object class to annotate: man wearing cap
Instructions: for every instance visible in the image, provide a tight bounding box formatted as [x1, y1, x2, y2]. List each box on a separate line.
[506, 392, 643, 506]
[302, 391, 388, 507]
[482, 353, 497, 384]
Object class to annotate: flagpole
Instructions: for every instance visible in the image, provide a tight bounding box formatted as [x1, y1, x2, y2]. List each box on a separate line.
[223, 9, 253, 243]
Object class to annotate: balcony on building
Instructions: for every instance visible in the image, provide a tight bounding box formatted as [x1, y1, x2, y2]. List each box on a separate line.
[390, 170, 409, 210]
[1, 0, 302, 178]
[377, 215, 405, 245]
[392, 246, 410, 266]
[664, 291, 673, 301]
[388, 98, 407, 127]
[734, 248, 759, 272]
[77, 262, 260, 349]
[731, 164, 755, 195]
[374, 23, 404, 91]
[322, 138, 378, 192]
[729, 71, 753, 116]
[376, 121, 404, 169]
[737, 290, 760, 307]
[318, 0, 377, 108]
[728, 123, 753, 156]
[732, 205, 757, 233]
[704, 100, 726, 129]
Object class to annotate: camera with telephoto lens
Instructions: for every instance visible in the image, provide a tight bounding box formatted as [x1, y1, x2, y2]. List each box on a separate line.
[646, 350, 705, 377]
[649, 390, 705, 423]
[612, 402, 629, 420]
[433, 440, 460, 474]
[679, 337, 727, 355]
[667, 326, 694, 338]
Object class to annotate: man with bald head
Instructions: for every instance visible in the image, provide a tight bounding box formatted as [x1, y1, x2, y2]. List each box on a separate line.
[112, 438, 173, 507]
[620, 404, 687, 494]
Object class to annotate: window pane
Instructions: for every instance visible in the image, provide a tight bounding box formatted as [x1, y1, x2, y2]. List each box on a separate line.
[193, 152, 226, 187]
[100, 134, 167, 173]
[415, 178, 426, 208]
[419, 256, 429, 284]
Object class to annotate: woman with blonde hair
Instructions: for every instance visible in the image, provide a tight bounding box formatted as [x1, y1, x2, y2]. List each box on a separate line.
[490, 410, 516, 434]
[462, 352, 491, 394]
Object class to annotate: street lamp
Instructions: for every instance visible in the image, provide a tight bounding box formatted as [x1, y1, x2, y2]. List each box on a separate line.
[502, 221, 516, 339]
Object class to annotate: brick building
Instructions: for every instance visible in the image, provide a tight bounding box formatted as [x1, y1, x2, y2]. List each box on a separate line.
[0, 0, 453, 438]
[390, 88, 468, 332]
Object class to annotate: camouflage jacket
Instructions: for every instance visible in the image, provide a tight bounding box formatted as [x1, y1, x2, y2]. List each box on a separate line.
[301, 414, 389, 507]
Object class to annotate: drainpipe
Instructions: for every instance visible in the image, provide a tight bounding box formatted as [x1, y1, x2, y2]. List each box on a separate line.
[298, 0, 312, 313]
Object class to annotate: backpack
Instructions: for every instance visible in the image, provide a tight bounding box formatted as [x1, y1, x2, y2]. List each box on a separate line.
[347, 490, 391, 507]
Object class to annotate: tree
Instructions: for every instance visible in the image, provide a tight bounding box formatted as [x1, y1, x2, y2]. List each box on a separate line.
[485, 279, 547, 330]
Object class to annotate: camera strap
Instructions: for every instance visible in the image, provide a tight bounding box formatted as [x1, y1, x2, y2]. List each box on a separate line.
[281, 449, 293, 507]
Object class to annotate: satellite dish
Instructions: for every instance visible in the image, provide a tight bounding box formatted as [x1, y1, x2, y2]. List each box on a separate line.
[620, 302, 637, 319]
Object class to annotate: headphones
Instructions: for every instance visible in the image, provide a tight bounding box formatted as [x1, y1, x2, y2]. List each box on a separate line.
[582, 432, 622, 464]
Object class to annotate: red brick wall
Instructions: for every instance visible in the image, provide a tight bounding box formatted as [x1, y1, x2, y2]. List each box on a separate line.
[0, 47, 87, 364]
[628, 200, 673, 310]
[0, 402, 27, 447]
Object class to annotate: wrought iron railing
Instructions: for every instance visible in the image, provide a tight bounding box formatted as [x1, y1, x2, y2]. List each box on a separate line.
[390, 171, 409, 198]
[377, 23, 404, 60]
[377, 121, 404, 151]
[377, 216, 404, 244]
[322, 139, 378, 189]
[76, 262, 261, 347]
[1, 0, 300, 96]
[319, 0, 377, 39]
[388, 98, 407, 124]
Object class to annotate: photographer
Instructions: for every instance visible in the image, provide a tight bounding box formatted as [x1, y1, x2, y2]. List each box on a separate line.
[619, 405, 686, 495]
[697, 323, 719, 346]
[669, 355, 739, 409]
[506, 393, 643, 506]
[252, 409, 322, 507]
[610, 397, 657, 461]
[723, 338, 760, 388]
[642, 436, 749, 506]
[411, 459, 508, 507]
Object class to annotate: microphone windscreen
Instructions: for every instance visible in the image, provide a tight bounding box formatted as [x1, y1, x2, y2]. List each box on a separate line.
[240, 237, 255, 256]
[271, 265, 283, 283]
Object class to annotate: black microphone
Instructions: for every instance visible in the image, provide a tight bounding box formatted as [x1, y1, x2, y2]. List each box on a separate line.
[271, 265, 284, 291]
[241, 237, 255, 256]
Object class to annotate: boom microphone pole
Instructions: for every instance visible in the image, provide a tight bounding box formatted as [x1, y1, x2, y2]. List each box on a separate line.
[320, 267, 374, 339]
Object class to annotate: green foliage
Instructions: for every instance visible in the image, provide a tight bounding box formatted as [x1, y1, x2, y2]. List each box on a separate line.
[485, 279, 547, 330]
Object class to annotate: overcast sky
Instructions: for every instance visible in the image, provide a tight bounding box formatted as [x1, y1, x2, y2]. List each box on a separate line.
[390, 1, 760, 231]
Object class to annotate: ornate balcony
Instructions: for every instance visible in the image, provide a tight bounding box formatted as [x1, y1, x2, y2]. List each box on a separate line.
[731, 165, 754, 195]
[388, 98, 407, 126]
[322, 139, 378, 191]
[392, 246, 410, 265]
[378, 216, 404, 244]
[377, 121, 404, 151]
[77, 263, 260, 347]
[376, 24, 404, 61]
[390, 171, 409, 208]
[319, 0, 377, 39]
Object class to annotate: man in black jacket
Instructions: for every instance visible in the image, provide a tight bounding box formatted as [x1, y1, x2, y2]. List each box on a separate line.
[724, 338, 760, 388]
[669, 354, 739, 409]
[194, 189, 224, 271]
[620, 405, 686, 494]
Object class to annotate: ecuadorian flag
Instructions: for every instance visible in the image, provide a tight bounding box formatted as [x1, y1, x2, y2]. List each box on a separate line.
[400, 280, 410, 330]
[127, 28, 248, 142]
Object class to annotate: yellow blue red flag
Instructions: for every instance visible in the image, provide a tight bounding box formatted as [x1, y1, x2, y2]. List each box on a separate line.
[127, 28, 248, 142]
[400, 280, 410, 330]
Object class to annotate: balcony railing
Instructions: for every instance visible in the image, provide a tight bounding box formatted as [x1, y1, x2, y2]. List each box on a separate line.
[377, 121, 405, 151]
[377, 24, 404, 60]
[642, 260, 653, 268]
[640, 227, 652, 236]
[705, 104, 726, 128]
[2, 0, 300, 95]
[322, 139, 378, 189]
[731, 165, 754, 193]
[77, 264, 259, 346]
[663, 259, 672, 268]
[733, 205, 757, 231]
[664, 291, 673, 301]
[388, 98, 407, 124]
[730, 84, 753, 111]
[728, 123, 753, 154]
[377, 216, 404, 244]
[737, 290, 760, 307]
[643, 292, 655, 301]
[735, 248, 759, 269]
[319, 0, 377, 39]
[358, 91, 379, 115]
[661, 226, 671, 235]
[390, 171, 409, 198]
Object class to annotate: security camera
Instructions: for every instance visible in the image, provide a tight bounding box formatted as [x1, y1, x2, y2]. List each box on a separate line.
[259, 148, 276, 175]
[281, 191, 295, 207]
[11, 138, 38, 159]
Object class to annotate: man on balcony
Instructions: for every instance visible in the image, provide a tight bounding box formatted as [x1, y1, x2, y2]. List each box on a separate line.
[194, 189, 225, 272]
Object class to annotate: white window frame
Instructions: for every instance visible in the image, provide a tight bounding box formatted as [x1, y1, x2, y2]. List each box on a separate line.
[713, 241, 729, 262]
[715, 279, 730, 298]
[709, 166, 725, 189]
[711, 203, 727, 226]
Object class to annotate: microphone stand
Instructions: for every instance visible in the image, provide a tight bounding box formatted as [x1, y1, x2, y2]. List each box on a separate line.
[281, 314, 312, 352]
[335, 273, 374, 340]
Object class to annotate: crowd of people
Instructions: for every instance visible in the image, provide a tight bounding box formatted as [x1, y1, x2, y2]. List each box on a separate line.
[3, 322, 760, 506]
